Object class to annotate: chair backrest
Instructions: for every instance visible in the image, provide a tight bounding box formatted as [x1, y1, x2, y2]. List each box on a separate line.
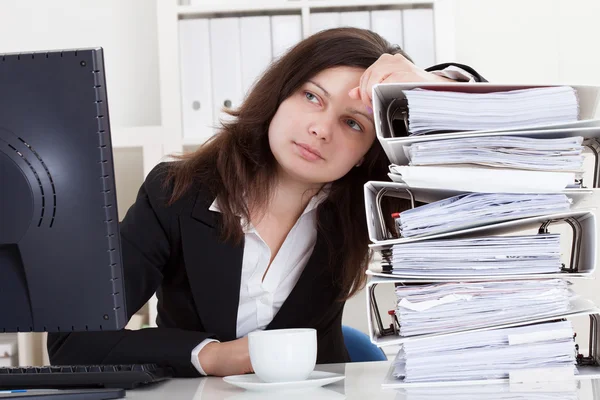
[342, 325, 387, 362]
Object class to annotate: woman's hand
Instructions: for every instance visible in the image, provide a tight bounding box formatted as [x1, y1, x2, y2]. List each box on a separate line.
[198, 337, 254, 377]
[348, 53, 453, 110]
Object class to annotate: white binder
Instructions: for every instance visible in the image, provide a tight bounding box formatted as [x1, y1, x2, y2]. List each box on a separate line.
[240, 16, 272, 96]
[371, 82, 600, 165]
[402, 8, 435, 67]
[310, 12, 341, 35]
[379, 314, 600, 388]
[367, 210, 598, 280]
[178, 18, 213, 140]
[271, 14, 303, 60]
[370, 9, 403, 47]
[365, 276, 600, 349]
[365, 180, 599, 248]
[209, 17, 243, 126]
[382, 345, 600, 388]
[339, 11, 370, 30]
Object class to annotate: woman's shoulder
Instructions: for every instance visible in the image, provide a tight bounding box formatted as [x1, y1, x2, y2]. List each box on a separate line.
[142, 161, 210, 215]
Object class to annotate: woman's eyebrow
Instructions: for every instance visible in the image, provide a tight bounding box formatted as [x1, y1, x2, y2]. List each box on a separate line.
[307, 80, 373, 124]
[307, 80, 330, 98]
[347, 107, 374, 125]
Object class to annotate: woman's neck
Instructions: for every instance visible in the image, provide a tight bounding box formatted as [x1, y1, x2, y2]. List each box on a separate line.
[250, 171, 324, 224]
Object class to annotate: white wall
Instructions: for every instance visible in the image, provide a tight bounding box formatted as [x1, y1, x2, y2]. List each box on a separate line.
[449, 0, 600, 88]
[0, 0, 161, 128]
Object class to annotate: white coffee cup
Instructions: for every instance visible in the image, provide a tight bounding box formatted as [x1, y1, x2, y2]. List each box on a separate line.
[248, 328, 317, 383]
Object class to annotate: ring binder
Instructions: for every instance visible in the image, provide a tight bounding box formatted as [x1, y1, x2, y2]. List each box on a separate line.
[365, 183, 597, 272]
[538, 217, 582, 273]
[372, 83, 600, 165]
[369, 212, 595, 279]
[386, 96, 409, 138]
[584, 138, 600, 188]
[375, 186, 415, 240]
[366, 276, 600, 349]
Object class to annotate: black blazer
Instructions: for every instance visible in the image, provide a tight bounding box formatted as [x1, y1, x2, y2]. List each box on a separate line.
[48, 63, 487, 378]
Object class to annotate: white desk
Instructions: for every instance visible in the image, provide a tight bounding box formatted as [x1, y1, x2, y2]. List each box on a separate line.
[125, 361, 600, 399]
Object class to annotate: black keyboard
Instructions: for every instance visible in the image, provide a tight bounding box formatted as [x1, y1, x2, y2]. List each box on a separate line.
[0, 364, 172, 389]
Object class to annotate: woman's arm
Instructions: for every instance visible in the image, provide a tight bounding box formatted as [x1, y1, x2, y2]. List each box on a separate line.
[349, 53, 487, 109]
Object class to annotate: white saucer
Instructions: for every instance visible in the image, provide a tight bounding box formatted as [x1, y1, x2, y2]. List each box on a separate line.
[223, 371, 345, 391]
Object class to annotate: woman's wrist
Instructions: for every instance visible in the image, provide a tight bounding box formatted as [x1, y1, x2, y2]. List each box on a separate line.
[198, 341, 220, 376]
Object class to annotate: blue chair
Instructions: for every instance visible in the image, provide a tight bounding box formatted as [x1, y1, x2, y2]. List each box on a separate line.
[342, 325, 387, 362]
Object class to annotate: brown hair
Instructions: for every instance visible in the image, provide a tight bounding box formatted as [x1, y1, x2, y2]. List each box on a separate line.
[166, 27, 411, 300]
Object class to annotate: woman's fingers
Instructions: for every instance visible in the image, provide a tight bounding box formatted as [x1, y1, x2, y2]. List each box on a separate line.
[359, 67, 373, 107]
[348, 86, 361, 100]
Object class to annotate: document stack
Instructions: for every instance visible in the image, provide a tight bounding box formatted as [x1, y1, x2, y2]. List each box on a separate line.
[364, 82, 600, 390]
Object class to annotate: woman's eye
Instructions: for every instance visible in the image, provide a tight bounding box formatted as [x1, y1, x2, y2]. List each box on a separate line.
[346, 119, 362, 132]
[305, 91, 319, 104]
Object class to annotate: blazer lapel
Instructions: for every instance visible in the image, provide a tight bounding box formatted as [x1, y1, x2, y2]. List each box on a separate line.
[180, 189, 243, 342]
[267, 229, 338, 330]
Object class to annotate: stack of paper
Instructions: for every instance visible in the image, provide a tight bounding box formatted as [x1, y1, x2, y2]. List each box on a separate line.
[393, 320, 577, 384]
[396, 192, 572, 238]
[403, 86, 579, 135]
[404, 136, 584, 172]
[394, 279, 572, 337]
[384, 234, 561, 277]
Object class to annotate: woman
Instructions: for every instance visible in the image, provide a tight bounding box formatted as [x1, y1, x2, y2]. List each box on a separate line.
[48, 28, 485, 377]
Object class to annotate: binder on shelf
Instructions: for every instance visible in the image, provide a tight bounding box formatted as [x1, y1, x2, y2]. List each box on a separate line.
[370, 9, 403, 49]
[0, 355, 17, 367]
[309, 12, 341, 35]
[379, 313, 600, 388]
[240, 16, 272, 96]
[402, 8, 435, 67]
[0, 334, 17, 358]
[371, 83, 600, 165]
[271, 14, 302, 61]
[209, 17, 243, 126]
[339, 11, 370, 30]
[365, 276, 600, 349]
[178, 18, 214, 140]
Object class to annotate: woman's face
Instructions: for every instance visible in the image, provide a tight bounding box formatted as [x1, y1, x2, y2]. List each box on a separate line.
[268, 66, 376, 185]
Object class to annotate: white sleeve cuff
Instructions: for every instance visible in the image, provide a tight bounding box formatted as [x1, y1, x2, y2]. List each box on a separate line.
[191, 338, 220, 376]
[431, 65, 477, 82]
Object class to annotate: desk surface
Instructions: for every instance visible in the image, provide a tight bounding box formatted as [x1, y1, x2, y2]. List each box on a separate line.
[125, 361, 600, 400]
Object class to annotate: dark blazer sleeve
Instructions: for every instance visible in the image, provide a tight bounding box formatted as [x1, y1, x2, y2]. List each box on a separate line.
[425, 62, 488, 83]
[47, 163, 214, 377]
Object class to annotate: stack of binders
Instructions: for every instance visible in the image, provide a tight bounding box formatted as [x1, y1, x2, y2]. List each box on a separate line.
[364, 82, 600, 390]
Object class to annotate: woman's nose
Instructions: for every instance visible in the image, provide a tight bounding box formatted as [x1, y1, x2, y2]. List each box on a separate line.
[308, 117, 334, 141]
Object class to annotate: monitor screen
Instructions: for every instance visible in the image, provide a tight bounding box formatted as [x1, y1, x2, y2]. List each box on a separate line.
[0, 48, 126, 333]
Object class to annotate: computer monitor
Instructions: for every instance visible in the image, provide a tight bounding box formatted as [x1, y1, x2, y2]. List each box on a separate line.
[0, 48, 126, 334]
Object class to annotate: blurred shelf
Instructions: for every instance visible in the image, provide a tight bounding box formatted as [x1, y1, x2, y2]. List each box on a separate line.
[178, 2, 302, 17]
[306, 0, 434, 9]
[110, 126, 164, 149]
